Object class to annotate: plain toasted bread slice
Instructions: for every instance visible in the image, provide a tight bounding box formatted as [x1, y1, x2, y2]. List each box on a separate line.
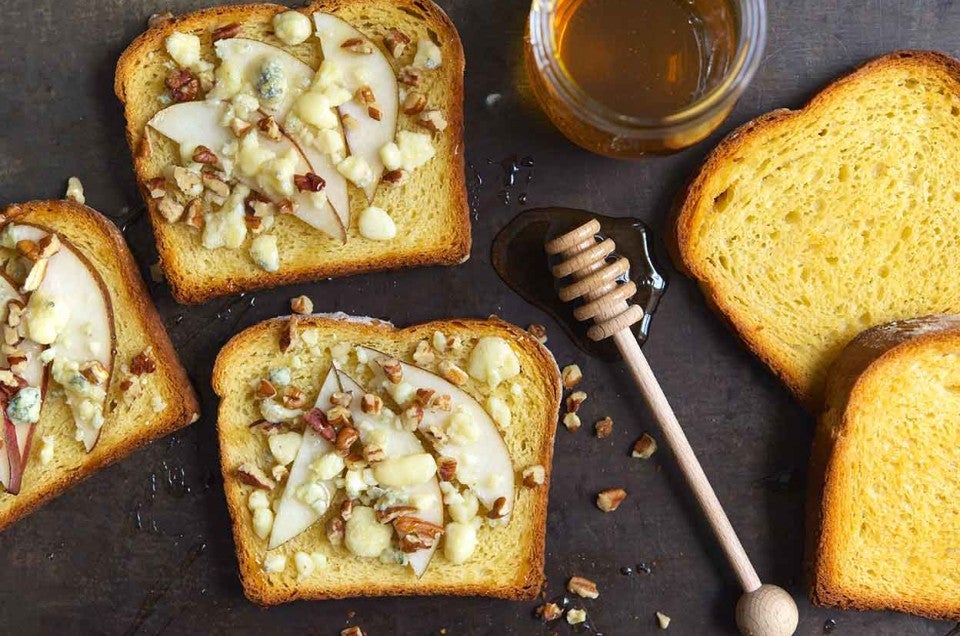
[212, 314, 561, 604]
[808, 314, 960, 621]
[115, 0, 468, 304]
[671, 50, 960, 410]
[0, 200, 199, 531]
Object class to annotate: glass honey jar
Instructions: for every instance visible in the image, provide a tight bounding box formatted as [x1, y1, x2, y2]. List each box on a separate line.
[525, 0, 767, 157]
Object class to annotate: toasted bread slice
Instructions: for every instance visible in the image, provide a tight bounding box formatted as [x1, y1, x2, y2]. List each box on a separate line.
[115, 0, 468, 304]
[671, 50, 960, 409]
[808, 314, 960, 620]
[0, 200, 199, 531]
[212, 314, 561, 604]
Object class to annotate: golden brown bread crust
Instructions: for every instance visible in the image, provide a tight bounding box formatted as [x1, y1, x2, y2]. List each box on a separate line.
[807, 315, 960, 621]
[212, 315, 561, 604]
[669, 50, 960, 412]
[115, 0, 470, 304]
[0, 200, 199, 531]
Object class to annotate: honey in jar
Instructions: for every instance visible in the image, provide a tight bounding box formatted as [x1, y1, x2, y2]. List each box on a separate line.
[525, 0, 767, 157]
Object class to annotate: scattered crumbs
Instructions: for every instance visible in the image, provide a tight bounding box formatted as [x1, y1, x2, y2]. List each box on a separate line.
[656, 611, 671, 629]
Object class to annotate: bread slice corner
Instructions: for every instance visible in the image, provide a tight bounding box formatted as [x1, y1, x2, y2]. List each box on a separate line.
[0, 199, 199, 530]
[670, 50, 960, 410]
[115, 0, 469, 304]
[808, 314, 960, 621]
[213, 314, 561, 603]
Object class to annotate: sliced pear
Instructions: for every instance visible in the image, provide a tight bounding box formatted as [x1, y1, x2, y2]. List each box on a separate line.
[148, 101, 346, 241]
[214, 38, 312, 120]
[337, 370, 443, 577]
[0, 274, 43, 494]
[213, 38, 349, 223]
[313, 12, 399, 202]
[8, 224, 114, 453]
[358, 346, 516, 521]
[269, 366, 340, 549]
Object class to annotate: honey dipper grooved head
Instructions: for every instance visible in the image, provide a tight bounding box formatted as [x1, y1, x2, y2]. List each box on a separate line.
[546, 219, 643, 341]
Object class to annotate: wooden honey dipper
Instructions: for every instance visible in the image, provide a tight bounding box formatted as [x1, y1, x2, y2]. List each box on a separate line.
[546, 220, 798, 636]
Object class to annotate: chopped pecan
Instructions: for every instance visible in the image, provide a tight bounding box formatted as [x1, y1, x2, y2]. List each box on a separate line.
[437, 456, 457, 482]
[487, 496, 509, 519]
[326, 405, 352, 428]
[565, 390, 587, 413]
[536, 602, 563, 622]
[21, 258, 46, 292]
[431, 394, 452, 411]
[37, 234, 60, 260]
[334, 426, 359, 457]
[15, 240, 40, 261]
[249, 419, 285, 436]
[165, 68, 199, 102]
[567, 576, 599, 599]
[130, 350, 156, 375]
[400, 404, 423, 431]
[80, 361, 109, 385]
[145, 177, 167, 199]
[277, 198, 297, 215]
[355, 85, 376, 104]
[522, 464, 546, 488]
[438, 360, 468, 385]
[157, 197, 185, 223]
[340, 37, 373, 54]
[236, 462, 276, 490]
[303, 408, 336, 441]
[341, 627, 364, 636]
[329, 391, 352, 407]
[596, 487, 626, 512]
[382, 169, 408, 187]
[414, 387, 435, 407]
[7, 354, 27, 375]
[289, 294, 313, 315]
[394, 516, 444, 552]
[212, 22, 241, 41]
[201, 171, 230, 197]
[293, 172, 326, 193]
[402, 91, 427, 115]
[257, 115, 281, 141]
[5, 300, 23, 329]
[594, 416, 613, 438]
[326, 516, 345, 546]
[362, 444, 385, 463]
[282, 386, 307, 409]
[379, 357, 403, 383]
[383, 28, 410, 58]
[270, 464, 288, 483]
[631, 433, 658, 459]
[527, 323, 547, 343]
[244, 215, 263, 232]
[184, 200, 204, 228]
[418, 109, 447, 132]
[398, 65, 422, 86]
[376, 505, 418, 523]
[279, 315, 299, 352]
[191, 145, 219, 165]
[360, 393, 382, 415]
[2, 325, 18, 347]
[561, 364, 583, 389]
[340, 499, 354, 521]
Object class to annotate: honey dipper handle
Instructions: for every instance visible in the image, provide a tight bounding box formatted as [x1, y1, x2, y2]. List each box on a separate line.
[611, 329, 762, 592]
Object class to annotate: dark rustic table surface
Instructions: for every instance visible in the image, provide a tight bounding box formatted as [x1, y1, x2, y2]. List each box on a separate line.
[1, 1, 958, 634]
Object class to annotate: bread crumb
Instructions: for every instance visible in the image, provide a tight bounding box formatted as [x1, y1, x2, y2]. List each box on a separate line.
[65, 177, 85, 204]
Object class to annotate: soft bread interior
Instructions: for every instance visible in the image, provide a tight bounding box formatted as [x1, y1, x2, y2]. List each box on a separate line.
[676, 51, 960, 407]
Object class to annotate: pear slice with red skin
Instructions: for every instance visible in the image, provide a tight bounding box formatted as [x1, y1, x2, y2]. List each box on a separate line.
[212, 38, 350, 227]
[313, 12, 399, 203]
[147, 100, 346, 242]
[268, 366, 340, 549]
[358, 346, 515, 521]
[337, 369, 443, 578]
[0, 273, 46, 494]
[6, 224, 115, 453]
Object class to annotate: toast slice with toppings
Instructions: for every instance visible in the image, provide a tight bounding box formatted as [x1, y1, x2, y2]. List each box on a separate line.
[0, 200, 198, 531]
[115, 0, 468, 304]
[212, 314, 560, 603]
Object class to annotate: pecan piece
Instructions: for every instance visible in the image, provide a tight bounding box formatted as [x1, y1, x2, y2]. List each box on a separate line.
[567, 576, 599, 599]
[382, 28, 410, 58]
[360, 393, 382, 415]
[293, 172, 326, 193]
[400, 404, 423, 431]
[487, 496, 509, 519]
[165, 68, 199, 102]
[376, 505, 418, 523]
[437, 456, 457, 481]
[279, 315, 299, 352]
[191, 145, 219, 165]
[398, 66, 422, 86]
[257, 115, 281, 140]
[340, 37, 373, 54]
[334, 426, 359, 457]
[289, 294, 313, 315]
[130, 349, 157, 375]
[521, 464, 545, 488]
[255, 379, 277, 399]
[382, 169, 408, 187]
[632, 433, 658, 459]
[340, 499, 354, 521]
[402, 91, 427, 115]
[145, 177, 167, 199]
[561, 364, 583, 389]
[236, 462, 276, 490]
[596, 487, 626, 512]
[379, 357, 403, 383]
[394, 516, 444, 552]
[438, 360, 468, 385]
[303, 408, 336, 441]
[326, 516, 345, 546]
[326, 405, 352, 428]
[282, 386, 307, 409]
[212, 22, 242, 41]
[594, 416, 613, 438]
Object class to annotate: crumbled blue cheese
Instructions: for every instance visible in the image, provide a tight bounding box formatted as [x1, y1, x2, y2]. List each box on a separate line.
[257, 148, 299, 198]
[413, 39, 442, 69]
[262, 552, 286, 573]
[208, 57, 243, 101]
[267, 367, 291, 387]
[295, 91, 338, 129]
[268, 430, 303, 466]
[446, 408, 480, 445]
[7, 387, 41, 426]
[378, 546, 408, 566]
[260, 398, 303, 423]
[202, 185, 249, 250]
[256, 58, 287, 104]
[39, 435, 55, 465]
[273, 11, 312, 46]
[237, 133, 276, 178]
[165, 31, 202, 69]
[337, 156, 374, 189]
[467, 337, 521, 389]
[249, 235, 280, 272]
[485, 395, 511, 429]
[50, 358, 106, 438]
[395, 130, 436, 171]
[379, 142, 403, 171]
[443, 521, 478, 564]
[309, 452, 345, 481]
[295, 481, 332, 514]
[344, 506, 393, 558]
[358, 206, 396, 241]
[313, 129, 346, 164]
[293, 550, 315, 578]
[26, 292, 70, 345]
[252, 507, 274, 540]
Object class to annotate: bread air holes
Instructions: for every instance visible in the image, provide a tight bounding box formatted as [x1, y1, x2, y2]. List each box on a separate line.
[838, 165, 851, 182]
[712, 185, 735, 214]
